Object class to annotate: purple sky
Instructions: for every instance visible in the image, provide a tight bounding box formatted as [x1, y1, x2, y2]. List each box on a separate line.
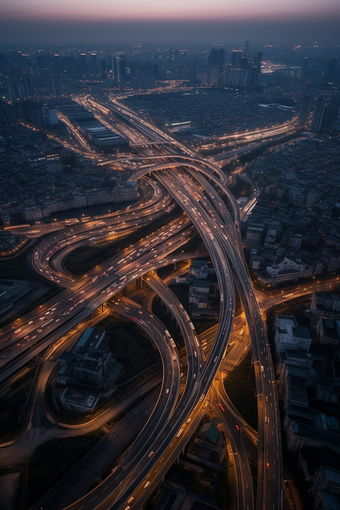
[2, 0, 340, 21]
[0, 0, 340, 44]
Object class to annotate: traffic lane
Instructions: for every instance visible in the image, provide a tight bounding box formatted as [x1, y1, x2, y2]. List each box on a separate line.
[60, 115, 236, 510]
[31, 197, 177, 288]
[167, 167, 281, 509]
[145, 274, 202, 368]
[109, 297, 195, 405]
[1, 226, 195, 364]
[214, 400, 254, 510]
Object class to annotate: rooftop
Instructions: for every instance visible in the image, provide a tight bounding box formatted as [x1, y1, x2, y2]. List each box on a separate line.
[199, 422, 220, 445]
[61, 388, 99, 408]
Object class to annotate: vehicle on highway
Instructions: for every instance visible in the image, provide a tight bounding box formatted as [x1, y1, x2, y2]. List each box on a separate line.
[217, 403, 225, 412]
[266, 462, 270, 471]
[143, 482, 151, 489]
[40, 319, 53, 329]
[176, 428, 184, 438]
[265, 396, 268, 402]
[235, 424, 240, 431]
[166, 389, 169, 394]
[148, 451, 154, 457]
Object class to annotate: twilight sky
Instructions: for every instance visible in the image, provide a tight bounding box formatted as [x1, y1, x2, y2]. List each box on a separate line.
[0, 0, 340, 44]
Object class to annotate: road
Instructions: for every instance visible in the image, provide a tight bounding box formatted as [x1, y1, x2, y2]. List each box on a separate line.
[0, 94, 310, 510]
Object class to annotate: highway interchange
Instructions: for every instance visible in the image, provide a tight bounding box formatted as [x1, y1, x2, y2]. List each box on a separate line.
[0, 93, 309, 510]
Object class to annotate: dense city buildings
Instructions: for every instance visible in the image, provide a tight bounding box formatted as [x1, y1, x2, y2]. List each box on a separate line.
[0, 37, 339, 510]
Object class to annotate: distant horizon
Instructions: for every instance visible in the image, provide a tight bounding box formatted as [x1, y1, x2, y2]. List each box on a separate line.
[0, 17, 340, 46]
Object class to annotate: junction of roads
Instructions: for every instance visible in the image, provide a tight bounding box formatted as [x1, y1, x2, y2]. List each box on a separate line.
[0, 94, 329, 510]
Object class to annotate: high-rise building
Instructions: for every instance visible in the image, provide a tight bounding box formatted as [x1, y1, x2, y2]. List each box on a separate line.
[209, 49, 218, 66]
[91, 54, 97, 77]
[5, 82, 15, 101]
[80, 53, 87, 77]
[189, 59, 199, 85]
[65, 56, 75, 77]
[0, 100, 16, 125]
[244, 40, 250, 58]
[100, 59, 106, 79]
[323, 57, 338, 83]
[301, 56, 314, 82]
[113, 56, 120, 83]
[311, 97, 325, 133]
[53, 54, 62, 75]
[299, 95, 311, 125]
[248, 51, 262, 87]
[321, 100, 339, 132]
[113, 57, 126, 88]
[217, 49, 225, 66]
[231, 49, 242, 69]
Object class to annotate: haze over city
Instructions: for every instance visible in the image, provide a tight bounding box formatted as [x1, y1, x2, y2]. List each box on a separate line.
[1, 0, 340, 44]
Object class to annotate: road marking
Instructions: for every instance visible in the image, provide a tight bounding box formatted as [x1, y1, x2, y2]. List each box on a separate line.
[90, 497, 97, 501]
[103, 486, 109, 491]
